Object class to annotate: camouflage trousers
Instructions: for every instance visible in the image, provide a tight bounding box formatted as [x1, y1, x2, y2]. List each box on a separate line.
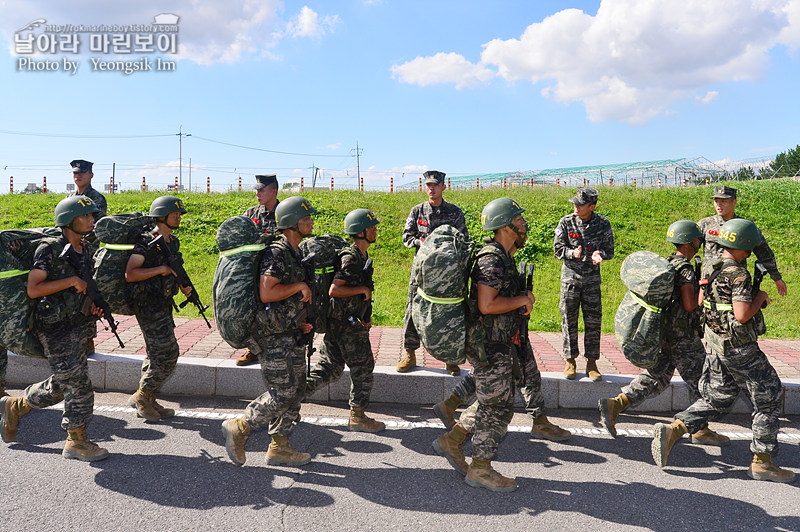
[559, 280, 602, 360]
[675, 342, 783, 456]
[451, 341, 546, 419]
[458, 341, 517, 461]
[0, 343, 6, 382]
[25, 324, 94, 430]
[245, 333, 306, 436]
[622, 335, 704, 408]
[306, 319, 375, 409]
[401, 276, 421, 351]
[136, 309, 180, 392]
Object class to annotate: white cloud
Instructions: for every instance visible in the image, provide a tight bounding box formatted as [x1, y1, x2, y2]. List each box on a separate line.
[391, 0, 799, 123]
[327, 142, 341, 151]
[280, 6, 340, 39]
[695, 91, 719, 105]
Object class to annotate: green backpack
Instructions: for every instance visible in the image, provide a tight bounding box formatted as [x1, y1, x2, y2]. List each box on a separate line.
[299, 234, 348, 334]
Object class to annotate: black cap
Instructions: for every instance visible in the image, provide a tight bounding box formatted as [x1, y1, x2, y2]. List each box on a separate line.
[712, 185, 737, 199]
[254, 174, 278, 190]
[70, 159, 93, 173]
[423, 170, 446, 184]
[569, 187, 599, 205]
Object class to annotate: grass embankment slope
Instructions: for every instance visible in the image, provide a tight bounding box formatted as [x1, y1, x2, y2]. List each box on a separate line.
[2, 179, 799, 337]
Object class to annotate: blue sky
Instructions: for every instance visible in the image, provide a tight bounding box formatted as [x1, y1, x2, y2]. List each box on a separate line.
[1, 0, 798, 192]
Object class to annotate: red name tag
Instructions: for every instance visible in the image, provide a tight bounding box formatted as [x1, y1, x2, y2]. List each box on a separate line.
[568, 232, 580, 238]
[418, 220, 428, 226]
[708, 230, 719, 236]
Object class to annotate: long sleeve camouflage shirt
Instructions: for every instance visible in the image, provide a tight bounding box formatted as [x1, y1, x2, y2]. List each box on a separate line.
[402, 199, 468, 252]
[553, 212, 614, 284]
[243, 199, 280, 235]
[697, 214, 781, 281]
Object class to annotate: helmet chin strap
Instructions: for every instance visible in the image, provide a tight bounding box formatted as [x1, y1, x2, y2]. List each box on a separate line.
[159, 216, 180, 230]
[291, 225, 313, 238]
[66, 223, 93, 236]
[354, 231, 375, 244]
[510, 222, 528, 249]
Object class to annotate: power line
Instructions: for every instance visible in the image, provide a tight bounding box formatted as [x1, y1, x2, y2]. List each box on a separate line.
[0, 129, 173, 139]
[191, 135, 353, 158]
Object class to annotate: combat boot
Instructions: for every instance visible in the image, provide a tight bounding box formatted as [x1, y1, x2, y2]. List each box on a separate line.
[266, 435, 312, 467]
[531, 414, 571, 442]
[128, 389, 160, 422]
[236, 349, 258, 366]
[586, 359, 602, 382]
[691, 424, 730, 447]
[0, 396, 33, 443]
[433, 393, 462, 429]
[748, 453, 796, 484]
[63, 425, 109, 462]
[396, 349, 416, 373]
[0, 381, 8, 398]
[465, 459, 518, 492]
[651, 419, 687, 467]
[221, 416, 251, 466]
[446, 363, 460, 377]
[151, 394, 176, 419]
[598, 393, 630, 437]
[349, 407, 385, 433]
[432, 423, 471, 475]
[563, 358, 577, 380]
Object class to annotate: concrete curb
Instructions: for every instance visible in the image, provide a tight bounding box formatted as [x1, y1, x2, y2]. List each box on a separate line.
[7, 351, 800, 415]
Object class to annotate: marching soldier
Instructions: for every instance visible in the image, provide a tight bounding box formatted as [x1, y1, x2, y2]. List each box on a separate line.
[126, 196, 192, 423]
[305, 208, 385, 433]
[398, 170, 467, 376]
[221, 196, 316, 467]
[0, 196, 109, 461]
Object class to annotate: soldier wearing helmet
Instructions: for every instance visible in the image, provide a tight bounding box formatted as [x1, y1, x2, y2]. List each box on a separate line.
[698, 185, 786, 296]
[222, 196, 317, 468]
[600, 221, 727, 446]
[652, 218, 795, 484]
[125, 195, 192, 423]
[553, 187, 614, 381]
[398, 170, 468, 376]
[1, 195, 109, 462]
[306, 208, 385, 433]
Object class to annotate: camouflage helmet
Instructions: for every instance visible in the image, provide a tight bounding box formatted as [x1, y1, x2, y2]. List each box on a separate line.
[719, 218, 761, 251]
[481, 197, 525, 231]
[150, 195, 187, 217]
[54, 195, 100, 227]
[275, 196, 317, 229]
[344, 208, 380, 235]
[666, 220, 702, 244]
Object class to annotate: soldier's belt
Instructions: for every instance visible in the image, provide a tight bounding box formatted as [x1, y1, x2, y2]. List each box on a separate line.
[218, 243, 267, 257]
[0, 269, 29, 279]
[100, 242, 135, 251]
[631, 292, 662, 313]
[416, 287, 464, 305]
[703, 300, 733, 311]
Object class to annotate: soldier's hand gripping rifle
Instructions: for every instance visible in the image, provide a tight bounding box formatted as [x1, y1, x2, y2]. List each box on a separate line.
[753, 260, 768, 309]
[60, 242, 125, 348]
[149, 234, 211, 328]
[356, 257, 374, 326]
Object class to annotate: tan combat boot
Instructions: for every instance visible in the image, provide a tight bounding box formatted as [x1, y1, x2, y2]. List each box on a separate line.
[465, 458, 518, 492]
[446, 363, 460, 377]
[221, 416, 251, 466]
[432, 423, 471, 476]
[236, 349, 258, 366]
[690, 424, 730, 447]
[151, 394, 176, 419]
[563, 358, 577, 380]
[0, 396, 33, 443]
[349, 407, 385, 433]
[748, 453, 796, 483]
[531, 414, 571, 442]
[396, 349, 416, 373]
[0, 381, 8, 398]
[266, 435, 312, 467]
[586, 359, 602, 381]
[651, 419, 687, 467]
[599, 393, 630, 437]
[63, 425, 109, 462]
[128, 389, 160, 422]
[433, 393, 462, 429]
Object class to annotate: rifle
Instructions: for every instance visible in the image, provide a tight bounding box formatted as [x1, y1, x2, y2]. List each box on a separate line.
[149, 234, 211, 328]
[753, 260, 768, 308]
[354, 257, 374, 326]
[693, 255, 705, 338]
[60, 242, 125, 348]
[299, 255, 317, 373]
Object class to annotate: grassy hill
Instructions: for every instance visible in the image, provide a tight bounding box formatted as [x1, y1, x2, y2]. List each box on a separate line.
[3, 179, 799, 336]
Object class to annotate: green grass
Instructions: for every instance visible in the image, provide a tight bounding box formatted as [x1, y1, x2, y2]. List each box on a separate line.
[3, 179, 800, 337]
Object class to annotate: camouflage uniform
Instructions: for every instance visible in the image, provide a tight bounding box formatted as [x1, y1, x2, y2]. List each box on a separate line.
[456, 243, 523, 460]
[621, 254, 704, 407]
[128, 229, 181, 392]
[244, 235, 308, 434]
[69, 185, 107, 222]
[306, 245, 375, 408]
[553, 212, 614, 360]
[698, 214, 781, 280]
[401, 200, 468, 350]
[243, 199, 280, 235]
[24, 236, 94, 430]
[675, 259, 783, 456]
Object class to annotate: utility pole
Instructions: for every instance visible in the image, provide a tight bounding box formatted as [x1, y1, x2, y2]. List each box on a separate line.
[351, 143, 363, 188]
[177, 126, 191, 190]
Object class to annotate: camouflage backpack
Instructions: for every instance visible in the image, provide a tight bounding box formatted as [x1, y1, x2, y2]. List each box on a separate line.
[0, 227, 62, 358]
[92, 212, 155, 315]
[212, 216, 269, 349]
[411, 224, 474, 365]
[298, 234, 348, 334]
[614, 250, 675, 369]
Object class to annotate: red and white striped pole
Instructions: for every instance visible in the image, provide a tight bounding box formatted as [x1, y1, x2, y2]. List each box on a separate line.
[705, 177, 710, 185]
[608, 177, 613, 187]
[503, 177, 507, 188]
[300, 176, 304, 192]
[681, 177, 686, 187]
[390, 177, 394, 193]
[142, 176, 146, 191]
[582, 177, 586, 187]
[633, 177, 636, 188]
[174, 176, 178, 191]
[556, 177, 560, 187]
[9, 176, 13, 194]
[330, 176, 334, 191]
[419, 177, 422, 192]
[238, 176, 242, 192]
[447, 177, 451, 189]
[476, 177, 480, 190]
[658, 177, 662, 188]
[360, 176, 363, 192]
[529, 177, 533, 187]
[43, 176, 47, 194]
[206, 176, 210, 193]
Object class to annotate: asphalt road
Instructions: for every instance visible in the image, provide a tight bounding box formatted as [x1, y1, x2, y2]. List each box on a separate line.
[1, 390, 799, 532]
